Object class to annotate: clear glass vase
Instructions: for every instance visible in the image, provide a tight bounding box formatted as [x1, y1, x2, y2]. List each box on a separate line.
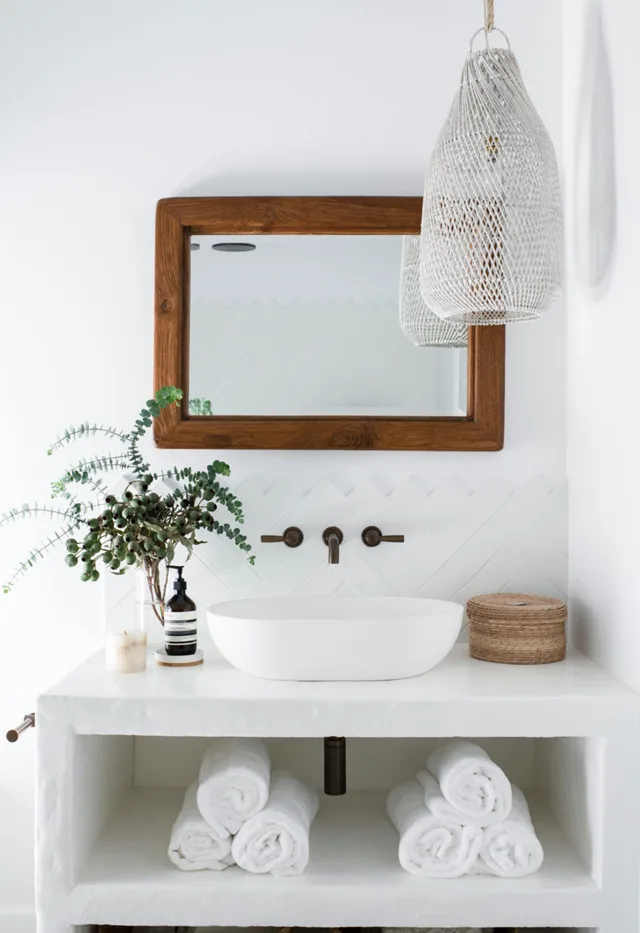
[135, 572, 165, 647]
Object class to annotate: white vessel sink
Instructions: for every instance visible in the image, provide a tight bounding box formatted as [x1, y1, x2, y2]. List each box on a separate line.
[207, 596, 463, 681]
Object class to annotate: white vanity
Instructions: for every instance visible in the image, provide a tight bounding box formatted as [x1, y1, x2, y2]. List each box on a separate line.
[37, 644, 640, 932]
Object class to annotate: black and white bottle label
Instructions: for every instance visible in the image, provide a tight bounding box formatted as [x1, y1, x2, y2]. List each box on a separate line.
[164, 610, 198, 651]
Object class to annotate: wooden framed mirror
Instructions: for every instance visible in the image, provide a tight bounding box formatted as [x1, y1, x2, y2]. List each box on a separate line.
[154, 197, 505, 450]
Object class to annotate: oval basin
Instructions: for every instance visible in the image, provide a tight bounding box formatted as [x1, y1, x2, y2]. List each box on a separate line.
[207, 596, 463, 681]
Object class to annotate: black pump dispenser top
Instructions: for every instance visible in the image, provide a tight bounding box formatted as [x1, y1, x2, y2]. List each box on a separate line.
[168, 565, 187, 596]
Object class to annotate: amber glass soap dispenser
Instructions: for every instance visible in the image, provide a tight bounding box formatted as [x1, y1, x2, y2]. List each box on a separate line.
[164, 565, 197, 656]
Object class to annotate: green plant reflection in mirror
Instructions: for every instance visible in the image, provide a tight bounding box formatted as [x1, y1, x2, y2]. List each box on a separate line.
[189, 398, 213, 415]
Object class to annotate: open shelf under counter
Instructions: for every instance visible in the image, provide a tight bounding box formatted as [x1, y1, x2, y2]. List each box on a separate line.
[37, 646, 640, 932]
[39, 644, 640, 738]
[70, 787, 602, 930]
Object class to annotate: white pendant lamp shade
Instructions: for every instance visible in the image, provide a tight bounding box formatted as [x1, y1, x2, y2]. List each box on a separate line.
[419, 32, 563, 325]
[400, 236, 468, 348]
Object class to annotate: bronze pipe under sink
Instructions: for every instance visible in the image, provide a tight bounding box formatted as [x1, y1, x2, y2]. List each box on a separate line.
[324, 736, 346, 795]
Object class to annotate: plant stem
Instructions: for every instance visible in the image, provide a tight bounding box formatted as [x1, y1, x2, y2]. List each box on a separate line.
[144, 557, 165, 625]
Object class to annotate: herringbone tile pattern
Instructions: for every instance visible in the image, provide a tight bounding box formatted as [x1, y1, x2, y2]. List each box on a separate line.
[104, 475, 567, 634]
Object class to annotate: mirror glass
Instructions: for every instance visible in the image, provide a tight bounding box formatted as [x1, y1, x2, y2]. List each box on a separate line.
[188, 235, 467, 417]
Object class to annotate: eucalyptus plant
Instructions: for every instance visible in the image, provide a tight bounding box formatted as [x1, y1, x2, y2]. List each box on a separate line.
[1, 386, 253, 622]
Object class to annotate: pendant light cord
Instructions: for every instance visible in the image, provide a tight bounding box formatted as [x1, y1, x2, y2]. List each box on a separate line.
[484, 0, 495, 31]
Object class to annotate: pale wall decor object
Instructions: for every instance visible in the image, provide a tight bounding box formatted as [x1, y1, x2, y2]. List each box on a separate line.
[420, 28, 563, 325]
[400, 236, 468, 347]
[574, 0, 617, 291]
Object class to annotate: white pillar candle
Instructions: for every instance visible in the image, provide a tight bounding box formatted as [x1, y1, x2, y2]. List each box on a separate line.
[105, 630, 148, 673]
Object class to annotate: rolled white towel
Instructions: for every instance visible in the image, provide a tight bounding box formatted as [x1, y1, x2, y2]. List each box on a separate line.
[417, 770, 494, 829]
[386, 780, 483, 878]
[426, 740, 512, 826]
[168, 783, 234, 871]
[231, 770, 319, 876]
[477, 785, 544, 878]
[197, 737, 271, 834]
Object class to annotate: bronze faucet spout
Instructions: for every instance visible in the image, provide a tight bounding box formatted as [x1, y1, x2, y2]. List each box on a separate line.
[327, 534, 340, 564]
[322, 526, 344, 564]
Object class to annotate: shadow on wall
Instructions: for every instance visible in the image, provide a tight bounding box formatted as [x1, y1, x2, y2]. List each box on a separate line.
[574, 0, 617, 296]
[176, 168, 421, 199]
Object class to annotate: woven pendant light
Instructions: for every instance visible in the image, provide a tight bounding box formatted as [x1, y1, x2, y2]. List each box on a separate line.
[419, 2, 563, 325]
[400, 236, 468, 347]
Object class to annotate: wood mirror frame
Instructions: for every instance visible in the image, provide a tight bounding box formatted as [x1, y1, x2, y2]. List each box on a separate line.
[154, 196, 505, 450]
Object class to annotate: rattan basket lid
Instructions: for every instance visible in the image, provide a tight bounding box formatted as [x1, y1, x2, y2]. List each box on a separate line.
[466, 593, 567, 621]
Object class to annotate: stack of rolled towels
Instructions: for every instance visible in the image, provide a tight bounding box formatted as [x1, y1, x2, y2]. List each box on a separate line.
[386, 739, 544, 878]
[168, 737, 319, 876]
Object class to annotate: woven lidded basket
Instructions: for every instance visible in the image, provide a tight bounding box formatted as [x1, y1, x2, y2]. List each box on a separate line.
[467, 593, 567, 665]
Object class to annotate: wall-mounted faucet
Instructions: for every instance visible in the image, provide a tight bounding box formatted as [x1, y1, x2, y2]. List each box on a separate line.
[260, 524, 403, 560]
[322, 526, 344, 564]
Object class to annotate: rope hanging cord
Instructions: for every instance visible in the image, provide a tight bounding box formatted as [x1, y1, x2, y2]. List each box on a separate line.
[484, 0, 495, 31]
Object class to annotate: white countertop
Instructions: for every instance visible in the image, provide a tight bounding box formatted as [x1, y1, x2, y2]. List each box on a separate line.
[39, 644, 639, 738]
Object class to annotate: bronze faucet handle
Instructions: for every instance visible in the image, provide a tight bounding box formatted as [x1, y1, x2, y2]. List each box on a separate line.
[260, 526, 304, 548]
[361, 525, 405, 547]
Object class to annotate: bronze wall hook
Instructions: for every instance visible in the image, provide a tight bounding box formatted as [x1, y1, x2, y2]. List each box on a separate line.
[6, 712, 35, 743]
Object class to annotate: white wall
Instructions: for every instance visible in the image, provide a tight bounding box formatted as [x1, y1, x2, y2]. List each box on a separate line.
[564, 6, 640, 923]
[0, 0, 564, 925]
[564, 0, 640, 690]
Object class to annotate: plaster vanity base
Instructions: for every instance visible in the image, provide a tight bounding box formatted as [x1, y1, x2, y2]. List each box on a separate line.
[36, 646, 640, 933]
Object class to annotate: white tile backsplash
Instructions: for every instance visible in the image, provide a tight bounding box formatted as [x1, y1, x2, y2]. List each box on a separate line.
[104, 474, 567, 630]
